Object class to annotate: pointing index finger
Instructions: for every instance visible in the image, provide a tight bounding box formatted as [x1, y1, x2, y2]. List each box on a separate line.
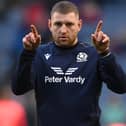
[95, 20, 103, 34]
[30, 24, 39, 38]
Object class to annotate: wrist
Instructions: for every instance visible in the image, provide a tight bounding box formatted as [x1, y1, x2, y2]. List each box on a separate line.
[98, 48, 111, 57]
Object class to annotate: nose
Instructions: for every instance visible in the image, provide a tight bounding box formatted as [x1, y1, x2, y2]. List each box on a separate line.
[60, 24, 67, 34]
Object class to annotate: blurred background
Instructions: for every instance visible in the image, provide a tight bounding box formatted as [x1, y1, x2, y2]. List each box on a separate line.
[0, 0, 126, 126]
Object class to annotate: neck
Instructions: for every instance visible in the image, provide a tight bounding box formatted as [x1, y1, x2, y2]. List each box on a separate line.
[72, 38, 78, 47]
[55, 38, 78, 48]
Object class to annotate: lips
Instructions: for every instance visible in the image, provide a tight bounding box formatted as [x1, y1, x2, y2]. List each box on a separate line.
[58, 36, 68, 41]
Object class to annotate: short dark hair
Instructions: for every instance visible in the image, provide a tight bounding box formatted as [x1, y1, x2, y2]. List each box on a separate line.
[50, 1, 79, 17]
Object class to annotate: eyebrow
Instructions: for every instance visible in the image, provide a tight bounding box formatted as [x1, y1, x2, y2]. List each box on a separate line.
[54, 21, 74, 26]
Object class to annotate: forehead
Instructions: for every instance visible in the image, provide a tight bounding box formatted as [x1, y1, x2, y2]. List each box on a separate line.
[51, 12, 79, 22]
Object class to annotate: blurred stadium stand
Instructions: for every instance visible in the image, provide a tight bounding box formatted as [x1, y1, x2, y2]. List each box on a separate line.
[0, 0, 126, 126]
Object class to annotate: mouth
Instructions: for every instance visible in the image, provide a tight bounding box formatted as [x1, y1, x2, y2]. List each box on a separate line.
[58, 36, 68, 41]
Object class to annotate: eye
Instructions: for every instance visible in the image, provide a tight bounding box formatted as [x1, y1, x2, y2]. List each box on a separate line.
[54, 22, 62, 27]
[66, 22, 74, 27]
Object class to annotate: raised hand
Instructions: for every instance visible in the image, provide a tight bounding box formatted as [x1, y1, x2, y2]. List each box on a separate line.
[91, 20, 110, 54]
[22, 25, 41, 51]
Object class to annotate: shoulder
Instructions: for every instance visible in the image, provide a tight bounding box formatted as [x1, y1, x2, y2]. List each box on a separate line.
[79, 41, 91, 47]
[78, 41, 97, 52]
[38, 41, 53, 49]
[36, 41, 53, 53]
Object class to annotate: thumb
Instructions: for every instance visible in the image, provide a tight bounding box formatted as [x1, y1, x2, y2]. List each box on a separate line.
[37, 35, 41, 43]
[91, 34, 97, 44]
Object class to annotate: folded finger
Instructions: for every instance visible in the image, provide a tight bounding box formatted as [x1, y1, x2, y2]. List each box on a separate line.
[102, 35, 110, 43]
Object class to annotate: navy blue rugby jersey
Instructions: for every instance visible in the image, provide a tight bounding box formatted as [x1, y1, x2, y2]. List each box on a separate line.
[12, 41, 126, 126]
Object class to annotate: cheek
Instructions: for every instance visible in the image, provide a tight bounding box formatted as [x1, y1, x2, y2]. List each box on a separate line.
[71, 26, 80, 33]
[51, 27, 59, 34]
[70, 28, 79, 36]
[51, 30, 59, 40]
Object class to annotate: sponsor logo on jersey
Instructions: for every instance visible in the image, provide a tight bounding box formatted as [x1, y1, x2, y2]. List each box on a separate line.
[51, 67, 78, 75]
[45, 76, 85, 85]
[44, 67, 85, 85]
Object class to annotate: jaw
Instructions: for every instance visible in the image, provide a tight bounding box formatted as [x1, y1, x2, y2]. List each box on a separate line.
[54, 38, 78, 48]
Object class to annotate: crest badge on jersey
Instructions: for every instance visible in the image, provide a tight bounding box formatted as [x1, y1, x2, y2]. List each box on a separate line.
[76, 52, 88, 62]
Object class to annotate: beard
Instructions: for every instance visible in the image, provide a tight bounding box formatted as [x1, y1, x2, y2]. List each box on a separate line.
[53, 35, 78, 48]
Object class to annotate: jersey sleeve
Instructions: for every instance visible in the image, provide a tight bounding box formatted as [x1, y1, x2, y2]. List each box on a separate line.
[11, 49, 36, 95]
[98, 53, 126, 94]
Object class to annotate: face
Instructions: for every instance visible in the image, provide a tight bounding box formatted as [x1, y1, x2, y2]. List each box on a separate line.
[48, 12, 82, 48]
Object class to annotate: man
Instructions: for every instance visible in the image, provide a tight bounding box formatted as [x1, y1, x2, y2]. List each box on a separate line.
[11, 1, 126, 126]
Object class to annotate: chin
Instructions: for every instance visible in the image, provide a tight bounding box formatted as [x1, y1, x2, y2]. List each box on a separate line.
[57, 42, 74, 48]
[55, 40, 68, 46]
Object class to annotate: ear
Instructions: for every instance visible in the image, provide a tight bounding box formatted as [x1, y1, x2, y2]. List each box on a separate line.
[78, 19, 83, 32]
[48, 19, 52, 31]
